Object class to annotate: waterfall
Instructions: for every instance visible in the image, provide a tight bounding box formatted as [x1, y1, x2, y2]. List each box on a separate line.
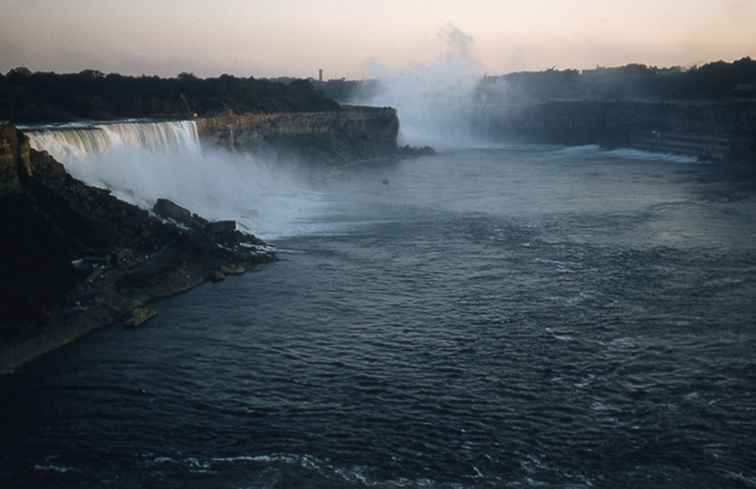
[19, 119, 204, 211]
[18, 119, 324, 239]
[24, 120, 201, 164]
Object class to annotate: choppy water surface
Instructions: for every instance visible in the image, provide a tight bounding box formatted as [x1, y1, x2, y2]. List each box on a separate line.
[2, 146, 756, 488]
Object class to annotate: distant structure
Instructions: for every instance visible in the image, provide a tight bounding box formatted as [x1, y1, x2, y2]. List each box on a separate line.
[319, 69, 323, 82]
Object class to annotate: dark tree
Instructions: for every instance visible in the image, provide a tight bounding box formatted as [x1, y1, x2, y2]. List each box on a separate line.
[0, 70, 341, 122]
[477, 58, 756, 102]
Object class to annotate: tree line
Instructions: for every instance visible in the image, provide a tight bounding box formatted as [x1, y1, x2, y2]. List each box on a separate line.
[477, 57, 756, 102]
[0, 69, 340, 122]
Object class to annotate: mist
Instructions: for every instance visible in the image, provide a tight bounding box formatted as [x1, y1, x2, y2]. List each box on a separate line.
[25, 126, 330, 240]
[99, 149, 331, 239]
[353, 24, 486, 148]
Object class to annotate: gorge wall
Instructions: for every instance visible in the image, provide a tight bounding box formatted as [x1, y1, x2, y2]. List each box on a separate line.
[195, 106, 399, 164]
[475, 100, 756, 163]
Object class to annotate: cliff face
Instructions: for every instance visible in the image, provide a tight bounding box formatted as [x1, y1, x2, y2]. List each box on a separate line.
[476, 100, 756, 163]
[196, 106, 399, 163]
[0, 105, 403, 371]
[0, 123, 273, 372]
[0, 124, 32, 193]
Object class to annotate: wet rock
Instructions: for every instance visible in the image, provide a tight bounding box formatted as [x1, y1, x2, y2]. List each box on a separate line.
[153, 198, 192, 223]
[397, 145, 436, 159]
[221, 264, 245, 275]
[124, 306, 157, 328]
[71, 259, 93, 274]
[0, 124, 29, 194]
[209, 270, 226, 282]
[206, 220, 236, 235]
[111, 249, 136, 269]
[192, 213, 209, 227]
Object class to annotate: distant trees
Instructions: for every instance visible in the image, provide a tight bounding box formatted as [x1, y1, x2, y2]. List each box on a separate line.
[478, 57, 756, 102]
[6, 66, 32, 78]
[0, 70, 340, 122]
[78, 69, 105, 79]
[312, 78, 382, 103]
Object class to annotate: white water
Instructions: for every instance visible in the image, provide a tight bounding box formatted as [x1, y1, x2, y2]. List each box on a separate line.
[352, 24, 485, 148]
[24, 120, 328, 240]
[25, 121, 201, 163]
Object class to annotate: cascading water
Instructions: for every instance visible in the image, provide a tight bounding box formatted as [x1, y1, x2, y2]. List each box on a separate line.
[24, 120, 201, 163]
[22, 120, 328, 240]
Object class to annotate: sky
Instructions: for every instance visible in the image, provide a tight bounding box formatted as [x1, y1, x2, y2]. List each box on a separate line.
[1, 0, 755, 78]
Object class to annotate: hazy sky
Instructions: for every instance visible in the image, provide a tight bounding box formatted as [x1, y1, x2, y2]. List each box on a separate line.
[2, 0, 755, 78]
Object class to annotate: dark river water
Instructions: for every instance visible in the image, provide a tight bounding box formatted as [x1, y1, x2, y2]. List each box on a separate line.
[2, 146, 756, 488]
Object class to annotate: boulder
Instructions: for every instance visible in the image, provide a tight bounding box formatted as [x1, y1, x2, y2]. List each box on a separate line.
[153, 198, 192, 223]
[124, 306, 157, 328]
[111, 248, 136, 269]
[192, 213, 209, 227]
[209, 270, 226, 282]
[397, 144, 436, 158]
[29, 150, 66, 189]
[206, 220, 236, 234]
[71, 259, 93, 274]
[221, 264, 245, 275]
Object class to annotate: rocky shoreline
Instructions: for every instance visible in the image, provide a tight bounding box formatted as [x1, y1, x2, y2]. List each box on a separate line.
[0, 124, 275, 374]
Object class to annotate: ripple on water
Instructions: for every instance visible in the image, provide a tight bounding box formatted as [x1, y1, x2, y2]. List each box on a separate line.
[2, 148, 756, 488]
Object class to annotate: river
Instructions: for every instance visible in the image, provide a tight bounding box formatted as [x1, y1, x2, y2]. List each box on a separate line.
[2, 144, 756, 488]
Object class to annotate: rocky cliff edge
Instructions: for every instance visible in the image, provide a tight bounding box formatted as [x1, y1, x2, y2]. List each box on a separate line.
[0, 123, 274, 373]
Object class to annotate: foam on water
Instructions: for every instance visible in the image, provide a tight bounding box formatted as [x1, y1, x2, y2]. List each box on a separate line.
[547, 144, 699, 164]
[606, 147, 700, 164]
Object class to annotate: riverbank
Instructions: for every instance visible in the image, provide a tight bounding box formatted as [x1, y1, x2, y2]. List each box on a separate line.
[0, 124, 274, 374]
